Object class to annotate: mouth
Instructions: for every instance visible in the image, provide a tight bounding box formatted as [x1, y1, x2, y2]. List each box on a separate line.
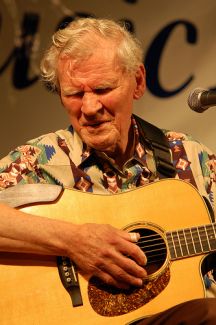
[82, 120, 111, 129]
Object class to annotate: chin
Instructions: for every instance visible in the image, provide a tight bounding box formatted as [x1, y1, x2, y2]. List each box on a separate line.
[88, 140, 117, 153]
[82, 133, 119, 153]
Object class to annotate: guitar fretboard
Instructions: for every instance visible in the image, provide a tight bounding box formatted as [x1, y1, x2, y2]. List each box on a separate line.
[166, 223, 216, 260]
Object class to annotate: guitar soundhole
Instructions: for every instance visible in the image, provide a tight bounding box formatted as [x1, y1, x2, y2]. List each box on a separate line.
[132, 226, 167, 276]
[88, 224, 170, 317]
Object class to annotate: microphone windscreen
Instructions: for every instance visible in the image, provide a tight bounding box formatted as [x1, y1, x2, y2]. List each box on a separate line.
[187, 87, 206, 110]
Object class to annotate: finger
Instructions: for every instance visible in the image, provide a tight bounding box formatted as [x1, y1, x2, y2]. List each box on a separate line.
[129, 232, 140, 243]
[127, 242, 147, 266]
[118, 230, 147, 266]
[119, 240, 147, 267]
[97, 263, 144, 289]
[93, 269, 132, 289]
[97, 247, 147, 282]
[113, 250, 147, 279]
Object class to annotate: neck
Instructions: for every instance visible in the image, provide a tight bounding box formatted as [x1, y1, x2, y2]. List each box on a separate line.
[109, 124, 135, 169]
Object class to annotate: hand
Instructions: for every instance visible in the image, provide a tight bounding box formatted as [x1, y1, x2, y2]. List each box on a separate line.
[66, 223, 147, 289]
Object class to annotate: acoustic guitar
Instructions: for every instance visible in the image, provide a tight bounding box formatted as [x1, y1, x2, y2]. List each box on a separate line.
[0, 179, 215, 325]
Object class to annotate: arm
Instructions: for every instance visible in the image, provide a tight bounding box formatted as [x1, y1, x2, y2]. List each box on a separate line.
[0, 141, 147, 289]
[0, 202, 147, 289]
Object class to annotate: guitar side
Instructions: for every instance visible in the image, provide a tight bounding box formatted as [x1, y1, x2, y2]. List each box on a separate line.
[0, 179, 211, 325]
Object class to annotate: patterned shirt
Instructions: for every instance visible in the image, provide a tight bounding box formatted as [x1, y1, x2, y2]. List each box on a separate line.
[0, 117, 215, 215]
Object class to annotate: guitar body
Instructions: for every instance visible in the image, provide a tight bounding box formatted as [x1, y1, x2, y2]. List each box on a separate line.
[0, 179, 211, 325]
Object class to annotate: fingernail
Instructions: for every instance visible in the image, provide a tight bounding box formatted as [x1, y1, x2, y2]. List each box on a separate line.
[136, 278, 143, 287]
[130, 232, 139, 242]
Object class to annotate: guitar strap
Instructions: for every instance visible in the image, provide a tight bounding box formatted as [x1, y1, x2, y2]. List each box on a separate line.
[133, 114, 176, 179]
[134, 115, 215, 221]
[134, 116, 216, 273]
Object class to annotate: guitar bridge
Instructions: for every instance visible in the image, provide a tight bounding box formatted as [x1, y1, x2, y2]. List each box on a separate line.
[57, 256, 83, 307]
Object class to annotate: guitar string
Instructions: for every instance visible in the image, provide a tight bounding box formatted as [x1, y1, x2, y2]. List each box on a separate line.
[137, 229, 216, 250]
[137, 238, 214, 254]
[139, 225, 215, 238]
[138, 237, 215, 250]
[133, 233, 215, 262]
[126, 225, 216, 265]
[138, 224, 216, 242]
[133, 240, 212, 265]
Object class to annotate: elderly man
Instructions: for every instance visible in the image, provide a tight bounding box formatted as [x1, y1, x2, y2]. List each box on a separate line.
[0, 18, 215, 324]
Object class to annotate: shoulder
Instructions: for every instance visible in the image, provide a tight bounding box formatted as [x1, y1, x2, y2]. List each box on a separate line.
[162, 129, 215, 175]
[163, 129, 216, 210]
[27, 126, 75, 148]
[163, 129, 215, 157]
[0, 127, 84, 189]
[0, 126, 83, 168]
[163, 129, 197, 143]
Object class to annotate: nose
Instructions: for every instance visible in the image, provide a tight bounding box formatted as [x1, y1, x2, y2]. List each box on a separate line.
[81, 92, 102, 116]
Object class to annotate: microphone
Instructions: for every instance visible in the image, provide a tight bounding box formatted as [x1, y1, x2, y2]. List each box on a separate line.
[187, 88, 216, 113]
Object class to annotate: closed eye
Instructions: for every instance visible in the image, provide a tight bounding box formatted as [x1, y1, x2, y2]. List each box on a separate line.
[65, 91, 84, 98]
[94, 88, 113, 95]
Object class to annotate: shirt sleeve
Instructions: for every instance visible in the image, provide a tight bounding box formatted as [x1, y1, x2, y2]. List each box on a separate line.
[0, 144, 47, 190]
[183, 137, 215, 214]
[0, 128, 82, 191]
[165, 130, 216, 215]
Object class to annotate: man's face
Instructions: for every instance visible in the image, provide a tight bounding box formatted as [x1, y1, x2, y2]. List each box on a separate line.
[57, 42, 145, 156]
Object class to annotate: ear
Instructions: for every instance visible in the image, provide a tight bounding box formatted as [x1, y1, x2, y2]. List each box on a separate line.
[133, 64, 146, 100]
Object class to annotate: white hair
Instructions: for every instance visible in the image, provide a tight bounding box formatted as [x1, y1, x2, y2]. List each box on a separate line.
[40, 18, 143, 91]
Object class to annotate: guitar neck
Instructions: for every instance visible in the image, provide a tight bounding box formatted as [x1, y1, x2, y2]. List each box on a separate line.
[166, 222, 216, 260]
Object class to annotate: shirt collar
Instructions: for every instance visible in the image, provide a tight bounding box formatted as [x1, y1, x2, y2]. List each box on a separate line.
[78, 116, 147, 174]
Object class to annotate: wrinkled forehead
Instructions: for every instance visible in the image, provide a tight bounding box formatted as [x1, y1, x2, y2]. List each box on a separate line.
[56, 35, 126, 88]
[61, 33, 119, 60]
[58, 43, 123, 78]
